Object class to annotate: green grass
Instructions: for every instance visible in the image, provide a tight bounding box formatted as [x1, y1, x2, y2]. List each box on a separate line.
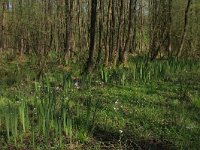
[0, 54, 200, 149]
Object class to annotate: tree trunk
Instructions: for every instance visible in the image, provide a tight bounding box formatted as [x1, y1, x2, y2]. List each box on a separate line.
[64, 0, 70, 62]
[129, 0, 137, 53]
[167, 0, 172, 58]
[117, 0, 124, 63]
[84, 0, 97, 73]
[177, 0, 192, 57]
[96, 0, 103, 66]
[1, 2, 6, 52]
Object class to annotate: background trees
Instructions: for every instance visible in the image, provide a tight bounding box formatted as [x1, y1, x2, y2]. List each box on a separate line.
[0, 0, 199, 71]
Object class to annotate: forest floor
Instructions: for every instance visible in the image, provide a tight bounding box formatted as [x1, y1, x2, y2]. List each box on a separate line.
[0, 53, 200, 149]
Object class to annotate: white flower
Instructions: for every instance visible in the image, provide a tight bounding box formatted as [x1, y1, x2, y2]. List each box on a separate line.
[74, 82, 79, 87]
[115, 100, 119, 104]
[74, 82, 80, 89]
[119, 130, 123, 134]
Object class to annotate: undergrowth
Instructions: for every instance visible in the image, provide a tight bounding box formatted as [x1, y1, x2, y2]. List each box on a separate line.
[0, 54, 200, 149]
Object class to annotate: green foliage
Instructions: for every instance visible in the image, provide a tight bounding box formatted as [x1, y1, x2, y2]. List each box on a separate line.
[0, 57, 200, 149]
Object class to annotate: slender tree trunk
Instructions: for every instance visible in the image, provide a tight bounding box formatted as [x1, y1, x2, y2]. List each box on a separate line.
[177, 0, 192, 57]
[117, 0, 124, 63]
[96, 0, 103, 66]
[104, 0, 111, 66]
[64, 0, 70, 62]
[108, 0, 116, 64]
[129, 0, 137, 53]
[84, 0, 97, 73]
[1, 2, 6, 52]
[168, 0, 172, 58]
[139, 0, 144, 55]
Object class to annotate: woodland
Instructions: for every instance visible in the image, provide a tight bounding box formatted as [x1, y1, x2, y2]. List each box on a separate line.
[0, 0, 200, 149]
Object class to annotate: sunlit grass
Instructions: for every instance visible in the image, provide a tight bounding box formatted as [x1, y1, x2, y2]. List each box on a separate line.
[0, 57, 200, 149]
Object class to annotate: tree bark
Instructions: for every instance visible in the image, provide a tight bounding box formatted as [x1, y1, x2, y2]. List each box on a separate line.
[1, 2, 6, 52]
[64, 0, 70, 62]
[167, 0, 172, 58]
[84, 0, 97, 73]
[177, 0, 192, 57]
[96, 0, 103, 66]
